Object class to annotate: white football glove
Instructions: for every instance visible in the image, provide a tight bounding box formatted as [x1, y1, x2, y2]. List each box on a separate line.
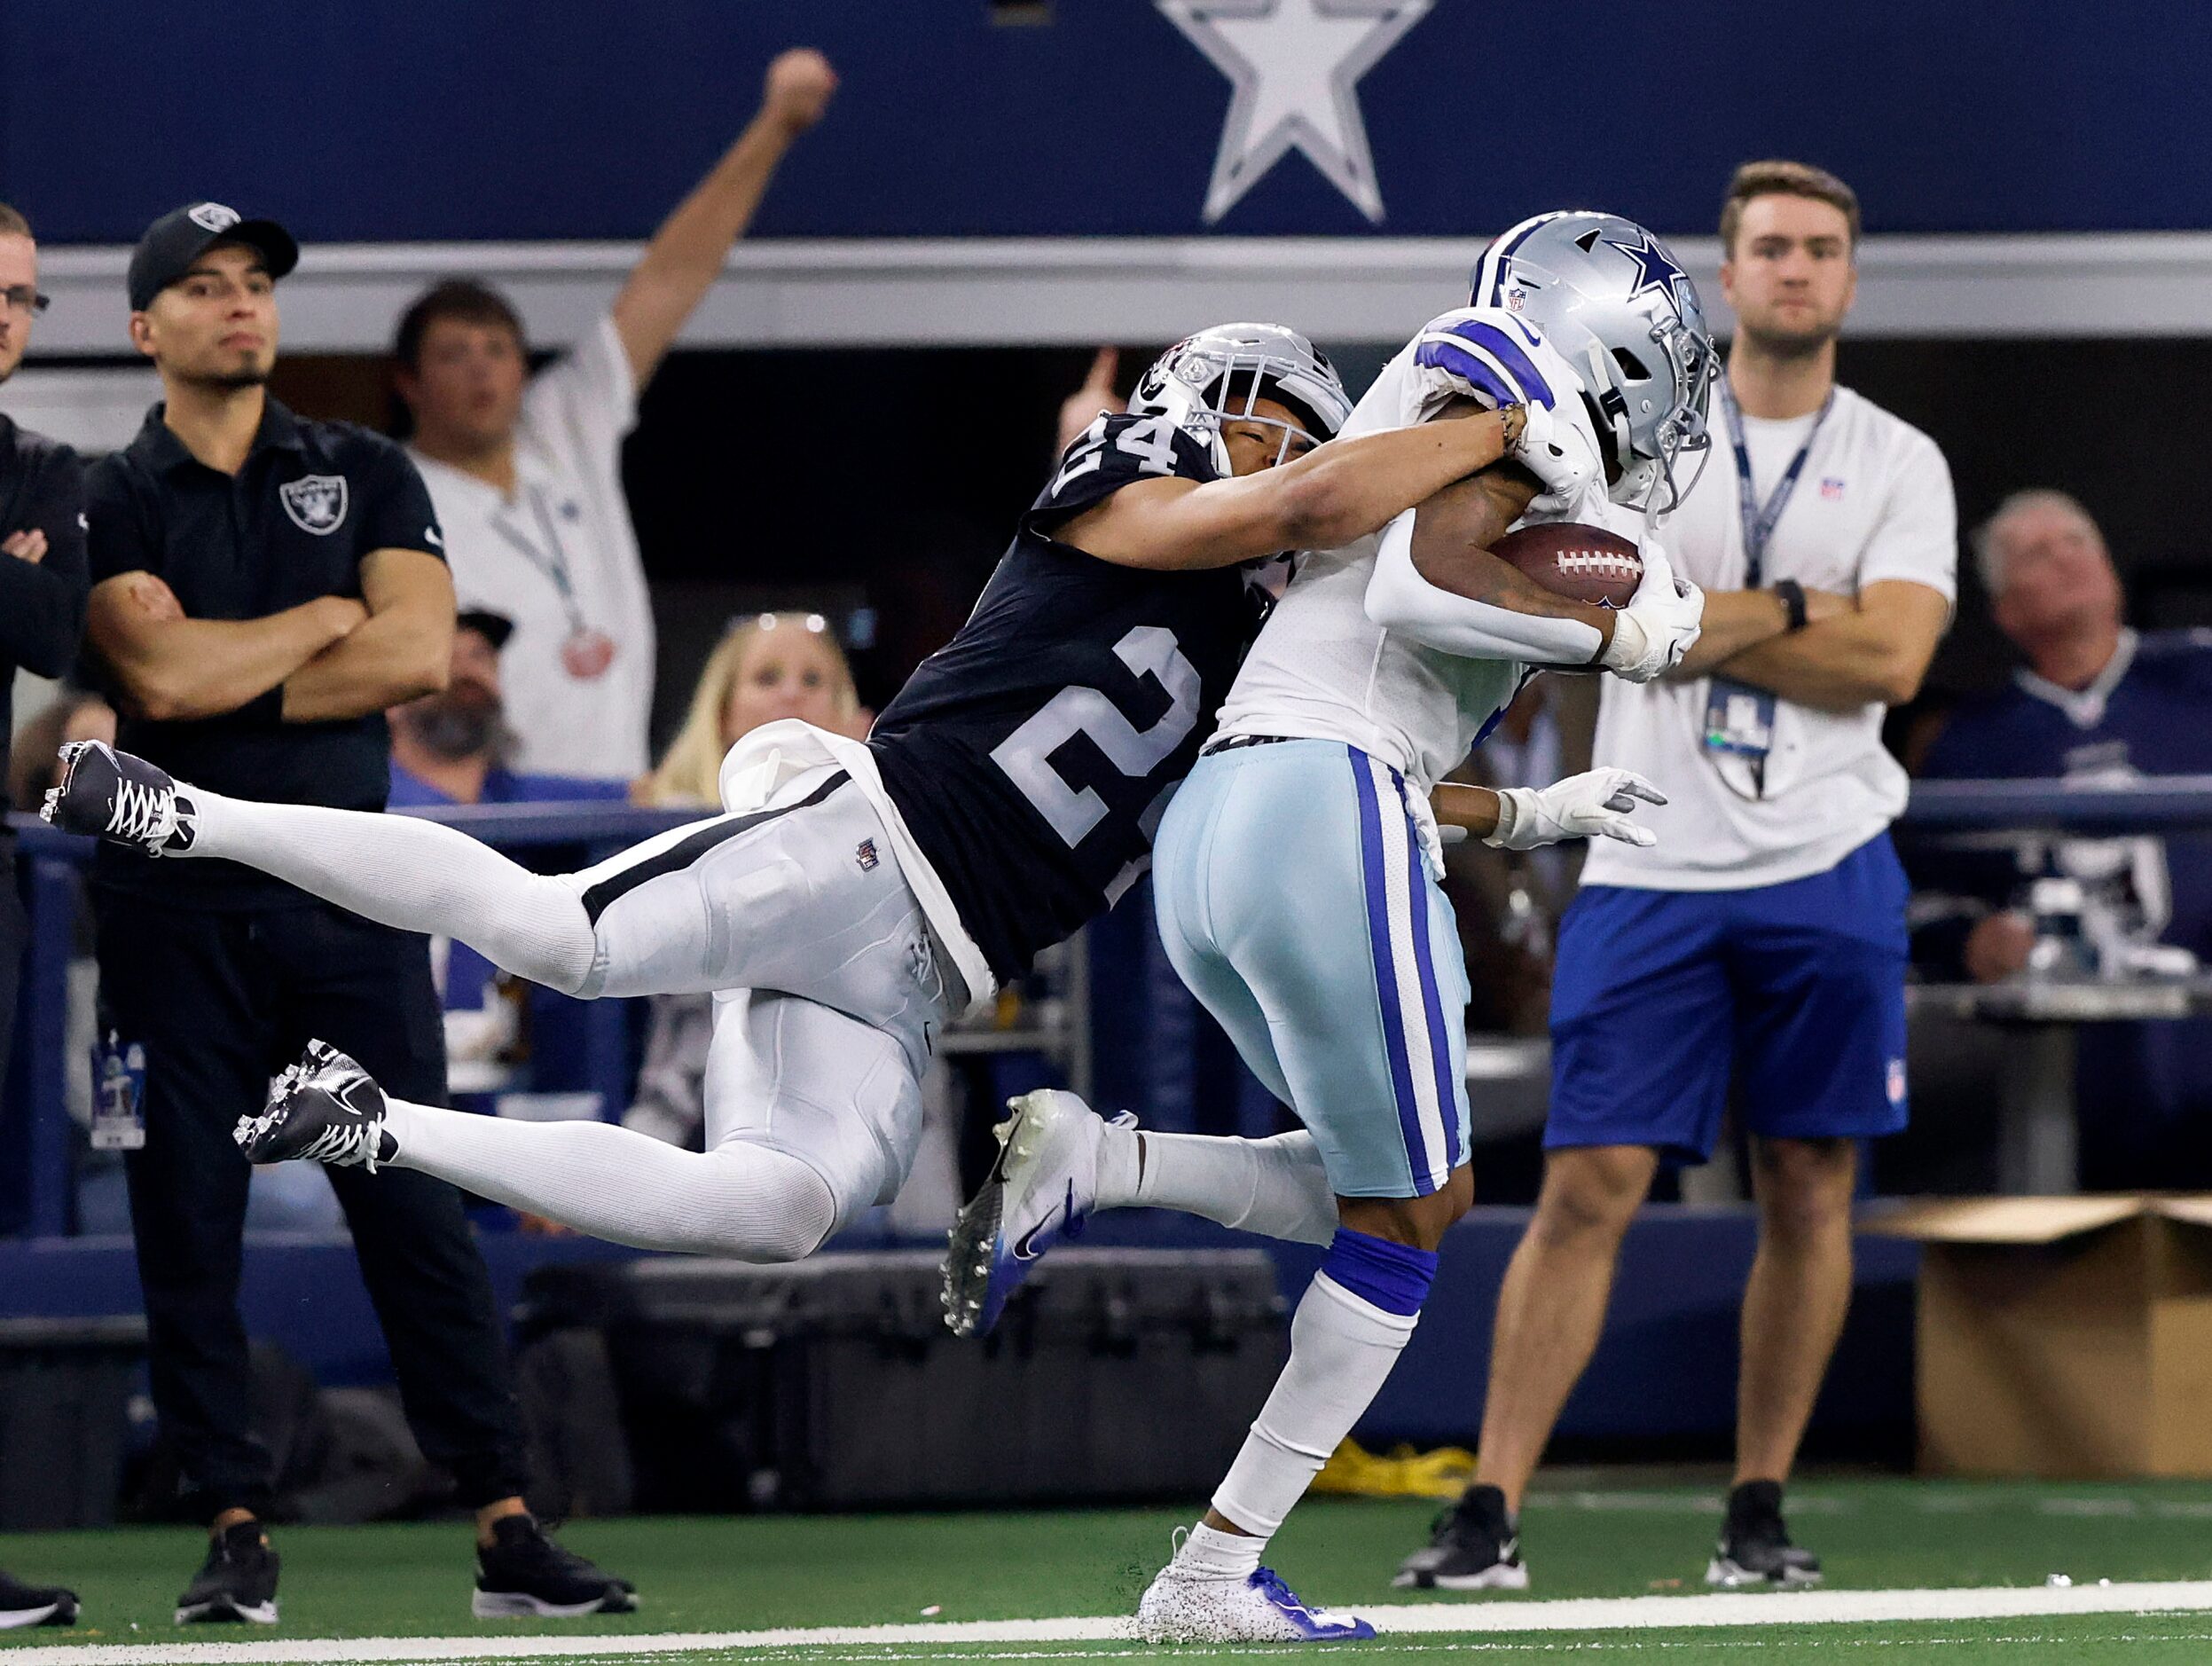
[1407, 316, 1599, 500]
[1508, 394, 1606, 507]
[1599, 538, 1705, 683]
[1486, 767, 1667, 852]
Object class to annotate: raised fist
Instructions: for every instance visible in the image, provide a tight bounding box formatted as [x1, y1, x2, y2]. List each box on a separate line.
[764, 48, 838, 135]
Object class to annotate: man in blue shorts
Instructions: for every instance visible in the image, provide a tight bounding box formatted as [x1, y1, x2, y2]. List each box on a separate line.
[1398, 161, 1957, 1594]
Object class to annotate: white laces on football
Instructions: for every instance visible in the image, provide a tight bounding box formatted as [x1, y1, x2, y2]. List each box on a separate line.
[106, 779, 176, 848]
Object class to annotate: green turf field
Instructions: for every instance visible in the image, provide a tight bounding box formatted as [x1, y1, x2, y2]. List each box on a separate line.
[0, 1479, 2208, 1662]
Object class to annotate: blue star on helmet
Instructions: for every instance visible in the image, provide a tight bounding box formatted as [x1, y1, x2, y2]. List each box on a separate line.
[1603, 229, 1691, 317]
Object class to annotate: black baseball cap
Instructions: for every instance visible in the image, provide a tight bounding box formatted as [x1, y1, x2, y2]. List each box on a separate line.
[128, 202, 299, 312]
[456, 609, 514, 650]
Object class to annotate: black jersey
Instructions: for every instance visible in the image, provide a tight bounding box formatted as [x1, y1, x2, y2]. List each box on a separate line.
[871, 413, 1274, 983]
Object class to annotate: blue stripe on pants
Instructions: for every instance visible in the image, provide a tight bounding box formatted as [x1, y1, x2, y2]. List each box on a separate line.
[1397, 781, 1463, 1173]
[1350, 750, 1436, 1194]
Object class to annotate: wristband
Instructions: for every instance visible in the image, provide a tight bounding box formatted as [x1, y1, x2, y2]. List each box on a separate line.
[1771, 578, 1808, 633]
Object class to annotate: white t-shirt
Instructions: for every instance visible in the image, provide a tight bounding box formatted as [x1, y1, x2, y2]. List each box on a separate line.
[412, 315, 656, 781]
[1214, 310, 1623, 794]
[1581, 382, 1957, 892]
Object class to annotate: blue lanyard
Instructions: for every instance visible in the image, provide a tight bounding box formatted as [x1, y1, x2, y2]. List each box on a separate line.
[1719, 383, 1833, 586]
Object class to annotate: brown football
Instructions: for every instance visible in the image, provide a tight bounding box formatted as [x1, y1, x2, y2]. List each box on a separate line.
[1492, 522, 1643, 609]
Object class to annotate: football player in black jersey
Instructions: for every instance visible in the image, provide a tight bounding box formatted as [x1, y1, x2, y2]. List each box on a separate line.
[50, 322, 1567, 1269]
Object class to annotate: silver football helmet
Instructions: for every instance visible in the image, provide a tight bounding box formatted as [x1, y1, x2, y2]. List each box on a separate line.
[1471, 212, 1718, 515]
[1128, 323, 1353, 475]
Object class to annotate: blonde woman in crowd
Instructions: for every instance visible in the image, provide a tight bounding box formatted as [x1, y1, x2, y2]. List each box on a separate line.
[625, 613, 869, 1148]
[638, 610, 867, 808]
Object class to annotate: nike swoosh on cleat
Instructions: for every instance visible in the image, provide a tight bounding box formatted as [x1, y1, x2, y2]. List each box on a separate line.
[1010, 1181, 1079, 1262]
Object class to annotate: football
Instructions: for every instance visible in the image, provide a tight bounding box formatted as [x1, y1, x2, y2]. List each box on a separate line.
[1491, 522, 1643, 609]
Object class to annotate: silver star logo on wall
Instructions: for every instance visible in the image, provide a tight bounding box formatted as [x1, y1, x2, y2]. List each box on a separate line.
[1159, 0, 1432, 225]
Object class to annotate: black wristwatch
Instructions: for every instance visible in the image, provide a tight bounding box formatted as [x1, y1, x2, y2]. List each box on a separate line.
[1771, 578, 1808, 633]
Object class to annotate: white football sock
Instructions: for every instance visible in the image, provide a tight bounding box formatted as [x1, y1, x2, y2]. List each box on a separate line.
[1209, 1272, 1418, 1541]
[380, 1096, 835, 1260]
[1098, 1126, 1338, 1246]
[1171, 1521, 1262, 1581]
[186, 788, 597, 994]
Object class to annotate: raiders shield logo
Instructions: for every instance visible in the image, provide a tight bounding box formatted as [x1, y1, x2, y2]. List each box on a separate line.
[279, 475, 349, 536]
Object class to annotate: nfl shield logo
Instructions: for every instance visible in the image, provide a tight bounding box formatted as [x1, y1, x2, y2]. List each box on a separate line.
[1886, 1057, 1907, 1104]
[279, 475, 349, 536]
[1819, 476, 1846, 500]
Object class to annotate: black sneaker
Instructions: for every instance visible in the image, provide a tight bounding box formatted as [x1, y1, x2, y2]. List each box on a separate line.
[235, 1041, 395, 1173]
[176, 1521, 279, 1624]
[42, 741, 197, 855]
[0, 1568, 77, 1629]
[473, 1516, 638, 1618]
[1706, 1479, 1821, 1589]
[1393, 1483, 1529, 1591]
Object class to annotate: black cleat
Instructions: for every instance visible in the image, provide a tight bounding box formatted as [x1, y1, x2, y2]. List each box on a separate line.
[42, 740, 197, 855]
[235, 1041, 395, 1173]
[1393, 1483, 1530, 1591]
[176, 1521, 279, 1624]
[1706, 1479, 1821, 1589]
[0, 1568, 78, 1629]
[473, 1516, 638, 1618]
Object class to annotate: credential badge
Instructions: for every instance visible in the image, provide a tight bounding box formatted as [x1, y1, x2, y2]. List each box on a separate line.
[279, 474, 349, 536]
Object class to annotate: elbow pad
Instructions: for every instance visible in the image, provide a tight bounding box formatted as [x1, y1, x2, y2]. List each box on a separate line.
[1364, 511, 1604, 665]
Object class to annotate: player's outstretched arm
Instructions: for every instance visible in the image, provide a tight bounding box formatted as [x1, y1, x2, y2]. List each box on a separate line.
[1434, 769, 1666, 851]
[85, 574, 365, 723]
[1056, 405, 1522, 571]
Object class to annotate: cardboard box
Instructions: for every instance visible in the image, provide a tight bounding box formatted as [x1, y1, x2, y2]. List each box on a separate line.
[1864, 1196, 2212, 1478]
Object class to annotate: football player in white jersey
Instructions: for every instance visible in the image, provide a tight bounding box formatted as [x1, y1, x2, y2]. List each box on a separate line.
[945, 214, 1717, 1642]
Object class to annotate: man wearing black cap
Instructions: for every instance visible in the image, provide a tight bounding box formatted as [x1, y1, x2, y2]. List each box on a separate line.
[0, 199, 89, 1632]
[387, 609, 625, 1075]
[79, 204, 631, 1624]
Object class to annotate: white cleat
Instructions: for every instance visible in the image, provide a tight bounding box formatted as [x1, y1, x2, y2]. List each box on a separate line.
[1137, 1562, 1375, 1643]
[940, 1088, 1131, 1338]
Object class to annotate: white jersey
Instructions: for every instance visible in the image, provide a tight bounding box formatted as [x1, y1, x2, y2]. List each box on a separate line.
[412, 315, 657, 782]
[1213, 309, 1628, 794]
[1580, 383, 1957, 892]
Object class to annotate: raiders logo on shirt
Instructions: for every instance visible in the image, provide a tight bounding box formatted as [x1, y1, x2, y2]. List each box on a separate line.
[279, 475, 349, 535]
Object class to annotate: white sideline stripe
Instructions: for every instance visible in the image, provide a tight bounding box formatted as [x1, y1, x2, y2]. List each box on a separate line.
[10, 1583, 2212, 1664]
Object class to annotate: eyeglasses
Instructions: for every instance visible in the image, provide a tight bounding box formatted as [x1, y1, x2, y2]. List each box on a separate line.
[0, 287, 51, 317]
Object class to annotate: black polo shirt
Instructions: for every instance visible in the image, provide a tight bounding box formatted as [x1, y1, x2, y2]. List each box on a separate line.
[0, 413, 90, 809]
[84, 398, 445, 908]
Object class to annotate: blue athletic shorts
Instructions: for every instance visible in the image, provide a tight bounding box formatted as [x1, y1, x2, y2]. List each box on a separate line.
[1152, 739, 1471, 1198]
[1546, 833, 1910, 1164]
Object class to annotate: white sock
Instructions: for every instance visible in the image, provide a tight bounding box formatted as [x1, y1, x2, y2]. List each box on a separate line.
[1210, 1272, 1417, 1540]
[187, 787, 597, 994]
[380, 1096, 836, 1259]
[1099, 1127, 1338, 1246]
[1171, 1521, 1262, 1582]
